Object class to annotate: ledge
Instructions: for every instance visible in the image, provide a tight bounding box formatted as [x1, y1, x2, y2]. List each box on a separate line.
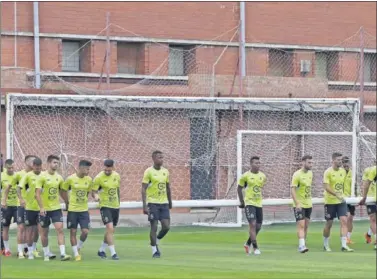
[1, 31, 376, 53]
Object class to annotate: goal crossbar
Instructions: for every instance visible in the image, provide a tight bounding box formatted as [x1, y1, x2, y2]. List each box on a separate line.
[57, 197, 373, 210]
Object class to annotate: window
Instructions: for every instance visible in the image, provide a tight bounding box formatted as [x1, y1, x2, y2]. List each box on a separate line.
[364, 53, 376, 82]
[168, 45, 195, 76]
[315, 52, 339, 81]
[268, 49, 293, 77]
[62, 41, 81, 72]
[315, 52, 328, 78]
[117, 43, 143, 74]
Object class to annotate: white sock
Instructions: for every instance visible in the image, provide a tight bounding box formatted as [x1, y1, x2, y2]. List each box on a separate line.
[374, 234, 376, 241]
[23, 243, 28, 248]
[4, 241, 10, 251]
[72, 246, 79, 257]
[156, 238, 160, 245]
[99, 242, 108, 252]
[341, 236, 347, 247]
[28, 246, 34, 256]
[347, 232, 352, 239]
[59, 245, 66, 256]
[323, 237, 329, 247]
[109, 245, 116, 256]
[32, 242, 37, 251]
[367, 227, 372, 236]
[299, 238, 305, 247]
[18, 244, 24, 254]
[151, 246, 157, 254]
[43, 246, 50, 257]
[78, 240, 85, 249]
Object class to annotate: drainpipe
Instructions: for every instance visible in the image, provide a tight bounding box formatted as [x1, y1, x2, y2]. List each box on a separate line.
[33, 2, 41, 88]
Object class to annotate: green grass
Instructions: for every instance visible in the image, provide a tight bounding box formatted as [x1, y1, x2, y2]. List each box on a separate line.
[1, 221, 376, 279]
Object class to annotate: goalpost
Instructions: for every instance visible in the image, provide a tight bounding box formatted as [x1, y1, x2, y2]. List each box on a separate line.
[6, 94, 372, 227]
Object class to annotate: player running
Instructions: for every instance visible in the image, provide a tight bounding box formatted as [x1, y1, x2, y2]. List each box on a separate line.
[16, 155, 38, 258]
[61, 160, 93, 261]
[341, 156, 355, 244]
[35, 155, 71, 261]
[142, 151, 172, 258]
[238, 156, 266, 256]
[322, 152, 353, 252]
[18, 157, 45, 259]
[1, 159, 19, 256]
[291, 155, 313, 253]
[359, 163, 377, 250]
[93, 159, 121, 260]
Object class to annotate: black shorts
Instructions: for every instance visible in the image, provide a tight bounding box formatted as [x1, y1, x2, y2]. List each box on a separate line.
[67, 211, 90, 229]
[24, 210, 40, 226]
[347, 204, 356, 216]
[324, 202, 347, 221]
[366, 203, 377, 215]
[245, 205, 263, 224]
[100, 207, 119, 227]
[17, 207, 25, 225]
[147, 203, 170, 222]
[293, 207, 312, 222]
[1, 206, 18, 227]
[38, 209, 63, 228]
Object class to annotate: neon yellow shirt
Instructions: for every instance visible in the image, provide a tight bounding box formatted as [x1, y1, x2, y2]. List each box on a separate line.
[238, 171, 267, 208]
[343, 169, 353, 197]
[35, 171, 64, 211]
[291, 169, 313, 208]
[92, 171, 120, 209]
[18, 171, 41, 211]
[142, 167, 170, 204]
[1, 171, 20, 206]
[363, 166, 376, 202]
[323, 167, 346, 205]
[16, 170, 29, 200]
[61, 173, 93, 212]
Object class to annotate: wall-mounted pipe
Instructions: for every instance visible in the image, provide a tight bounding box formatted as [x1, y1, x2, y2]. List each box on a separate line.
[33, 2, 41, 88]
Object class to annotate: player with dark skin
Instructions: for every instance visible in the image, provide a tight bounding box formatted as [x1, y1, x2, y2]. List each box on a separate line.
[142, 151, 172, 258]
[238, 156, 266, 255]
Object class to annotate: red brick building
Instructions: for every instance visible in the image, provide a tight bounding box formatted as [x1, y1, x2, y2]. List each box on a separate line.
[1, 2, 376, 210]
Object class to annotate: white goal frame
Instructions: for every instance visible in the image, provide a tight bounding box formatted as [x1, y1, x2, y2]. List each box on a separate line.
[6, 93, 371, 227]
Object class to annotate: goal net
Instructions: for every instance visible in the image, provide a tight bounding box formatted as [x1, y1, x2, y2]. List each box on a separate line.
[6, 94, 364, 227]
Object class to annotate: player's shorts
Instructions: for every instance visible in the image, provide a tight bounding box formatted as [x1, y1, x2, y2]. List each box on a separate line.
[17, 206, 25, 225]
[1, 206, 18, 227]
[347, 204, 356, 216]
[100, 207, 120, 227]
[366, 202, 377, 215]
[147, 203, 170, 222]
[245, 205, 263, 224]
[24, 210, 40, 226]
[38, 209, 63, 228]
[324, 202, 347, 221]
[67, 211, 91, 229]
[293, 207, 312, 222]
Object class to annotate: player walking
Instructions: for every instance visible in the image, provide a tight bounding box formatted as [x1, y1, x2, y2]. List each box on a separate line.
[93, 159, 121, 260]
[291, 155, 313, 253]
[61, 160, 93, 261]
[1, 159, 19, 256]
[322, 152, 353, 252]
[359, 163, 377, 250]
[341, 157, 355, 244]
[35, 155, 71, 261]
[238, 156, 266, 256]
[142, 151, 172, 258]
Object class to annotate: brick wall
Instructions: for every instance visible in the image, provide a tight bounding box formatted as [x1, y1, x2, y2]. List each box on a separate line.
[2, 2, 375, 47]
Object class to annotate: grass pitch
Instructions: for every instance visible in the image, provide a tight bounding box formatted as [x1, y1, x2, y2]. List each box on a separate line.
[1, 221, 376, 279]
